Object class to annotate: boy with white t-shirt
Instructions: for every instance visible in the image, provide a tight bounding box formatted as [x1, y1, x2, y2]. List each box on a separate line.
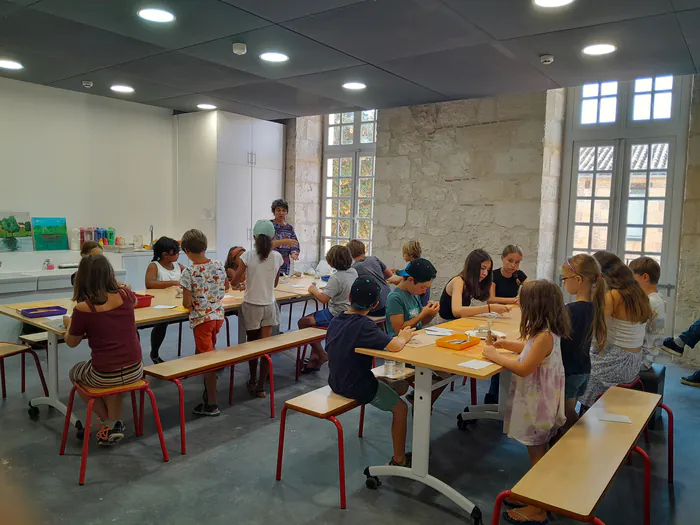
[629, 256, 666, 371]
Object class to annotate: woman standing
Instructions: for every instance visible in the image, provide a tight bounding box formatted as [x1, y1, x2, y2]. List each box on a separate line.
[270, 199, 299, 276]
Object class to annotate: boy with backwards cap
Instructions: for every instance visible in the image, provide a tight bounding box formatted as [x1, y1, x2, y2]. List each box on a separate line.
[326, 277, 415, 467]
[386, 258, 440, 337]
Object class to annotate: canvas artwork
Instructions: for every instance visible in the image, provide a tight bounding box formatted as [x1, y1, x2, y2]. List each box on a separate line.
[0, 211, 34, 252]
[32, 217, 69, 251]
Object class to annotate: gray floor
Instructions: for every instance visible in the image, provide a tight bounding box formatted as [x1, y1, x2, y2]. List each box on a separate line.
[0, 304, 698, 525]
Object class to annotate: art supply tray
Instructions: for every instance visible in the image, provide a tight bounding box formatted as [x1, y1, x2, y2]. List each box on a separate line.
[134, 294, 155, 308]
[20, 306, 68, 318]
[435, 335, 480, 351]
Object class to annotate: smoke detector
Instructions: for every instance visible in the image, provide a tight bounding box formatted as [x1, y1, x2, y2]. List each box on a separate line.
[232, 43, 247, 56]
[540, 54, 555, 65]
[81, 80, 94, 88]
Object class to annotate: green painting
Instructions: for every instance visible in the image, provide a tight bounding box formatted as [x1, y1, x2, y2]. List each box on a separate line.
[0, 211, 33, 252]
[32, 217, 69, 251]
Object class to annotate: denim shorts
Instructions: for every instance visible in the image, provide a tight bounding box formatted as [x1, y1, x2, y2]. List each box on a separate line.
[565, 373, 590, 399]
[313, 308, 334, 327]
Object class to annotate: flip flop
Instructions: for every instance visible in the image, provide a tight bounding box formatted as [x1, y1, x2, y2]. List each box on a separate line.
[502, 509, 548, 525]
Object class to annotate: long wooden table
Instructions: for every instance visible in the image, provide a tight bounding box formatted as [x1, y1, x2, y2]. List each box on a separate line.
[356, 311, 522, 525]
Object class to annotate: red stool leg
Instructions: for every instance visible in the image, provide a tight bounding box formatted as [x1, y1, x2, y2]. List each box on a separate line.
[177, 322, 183, 357]
[21, 352, 26, 393]
[28, 350, 48, 396]
[470, 378, 477, 406]
[145, 387, 170, 462]
[589, 519, 606, 525]
[229, 365, 235, 405]
[264, 354, 275, 418]
[131, 391, 139, 437]
[492, 490, 511, 525]
[302, 300, 308, 318]
[79, 398, 95, 485]
[358, 404, 365, 438]
[462, 376, 467, 386]
[329, 416, 347, 509]
[139, 390, 145, 437]
[372, 356, 376, 367]
[225, 316, 231, 347]
[631, 445, 651, 525]
[295, 347, 301, 382]
[276, 406, 289, 481]
[0, 358, 6, 399]
[659, 403, 674, 484]
[60, 386, 77, 455]
[173, 379, 187, 455]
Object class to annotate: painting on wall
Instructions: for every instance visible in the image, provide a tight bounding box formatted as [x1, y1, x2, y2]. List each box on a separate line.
[0, 211, 34, 252]
[32, 217, 69, 251]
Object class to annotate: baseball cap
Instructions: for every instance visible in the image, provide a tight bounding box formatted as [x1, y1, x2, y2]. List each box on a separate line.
[253, 219, 275, 238]
[396, 258, 437, 283]
[350, 277, 381, 310]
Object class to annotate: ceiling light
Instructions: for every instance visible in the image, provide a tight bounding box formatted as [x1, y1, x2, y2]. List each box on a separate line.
[582, 43, 617, 56]
[138, 8, 175, 23]
[110, 84, 135, 93]
[260, 52, 289, 63]
[0, 59, 23, 70]
[197, 104, 217, 110]
[342, 82, 366, 90]
[533, 0, 575, 7]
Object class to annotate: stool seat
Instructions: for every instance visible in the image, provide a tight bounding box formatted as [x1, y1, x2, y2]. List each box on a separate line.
[285, 385, 358, 418]
[0, 342, 30, 358]
[0, 342, 48, 399]
[78, 380, 148, 396]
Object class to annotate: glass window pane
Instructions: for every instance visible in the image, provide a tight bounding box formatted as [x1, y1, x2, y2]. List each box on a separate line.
[626, 227, 643, 251]
[360, 122, 375, 143]
[577, 173, 593, 197]
[328, 126, 340, 146]
[644, 227, 663, 252]
[581, 99, 598, 124]
[575, 199, 592, 222]
[655, 75, 673, 91]
[635, 78, 653, 93]
[650, 143, 669, 169]
[591, 226, 608, 250]
[359, 178, 374, 198]
[649, 172, 667, 197]
[360, 156, 374, 177]
[578, 147, 596, 171]
[341, 112, 354, 123]
[596, 146, 614, 170]
[595, 172, 612, 197]
[624, 253, 642, 265]
[646, 200, 665, 225]
[338, 219, 351, 238]
[340, 157, 353, 177]
[357, 220, 372, 241]
[599, 97, 616, 123]
[627, 199, 645, 224]
[582, 83, 599, 98]
[340, 179, 352, 197]
[361, 110, 376, 122]
[358, 199, 372, 219]
[653, 92, 672, 119]
[329, 219, 337, 236]
[328, 158, 339, 177]
[631, 144, 649, 170]
[329, 113, 341, 125]
[629, 173, 647, 197]
[326, 199, 337, 217]
[324, 238, 333, 254]
[593, 200, 609, 224]
[339, 199, 352, 217]
[341, 125, 354, 145]
[573, 225, 590, 249]
[326, 179, 339, 197]
[633, 94, 652, 120]
[600, 81, 618, 96]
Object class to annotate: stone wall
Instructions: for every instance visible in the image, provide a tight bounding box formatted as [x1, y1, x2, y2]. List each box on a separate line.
[373, 91, 564, 294]
[284, 115, 323, 266]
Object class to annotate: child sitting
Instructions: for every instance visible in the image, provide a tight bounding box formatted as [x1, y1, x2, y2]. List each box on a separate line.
[299, 245, 358, 373]
[490, 245, 527, 305]
[482, 280, 570, 525]
[386, 258, 440, 337]
[224, 246, 246, 290]
[629, 256, 666, 371]
[63, 254, 144, 445]
[399, 240, 430, 307]
[347, 239, 400, 316]
[179, 229, 228, 416]
[326, 277, 415, 466]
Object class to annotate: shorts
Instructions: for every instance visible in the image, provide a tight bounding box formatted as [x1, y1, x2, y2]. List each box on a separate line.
[193, 320, 224, 353]
[565, 373, 590, 400]
[313, 308, 334, 327]
[240, 301, 280, 331]
[69, 360, 143, 388]
[370, 379, 402, 411]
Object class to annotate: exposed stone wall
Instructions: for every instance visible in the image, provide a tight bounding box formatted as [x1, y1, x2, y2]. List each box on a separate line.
[373, 91, 563, 294]
[284, 115, 323, 266]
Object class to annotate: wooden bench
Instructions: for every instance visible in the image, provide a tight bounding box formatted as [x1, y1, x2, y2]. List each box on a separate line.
[276, 365, 414, 509]
[143, 328, 327, 455]
[0, 342, 48, 399]
[492, 387, 663, 525]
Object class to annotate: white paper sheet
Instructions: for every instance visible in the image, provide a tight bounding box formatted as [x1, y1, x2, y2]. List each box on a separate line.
[46, 314, 68, 321]
[424, 327, 453, 336]
[406, 334, 439, 348]
[595, 412, 632, 423]
[152, 305, 177, 309]
[457, 360, 492, 370]
[466, 329, 507, 340]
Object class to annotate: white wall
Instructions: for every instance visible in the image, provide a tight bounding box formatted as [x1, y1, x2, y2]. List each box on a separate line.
[0, 76, 174, 245]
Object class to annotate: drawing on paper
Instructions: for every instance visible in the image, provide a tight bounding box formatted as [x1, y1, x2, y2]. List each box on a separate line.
[32, 217, 69, 251]
[0, 211, 33, 252]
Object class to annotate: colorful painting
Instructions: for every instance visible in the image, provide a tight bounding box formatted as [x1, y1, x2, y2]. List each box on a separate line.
[32, 217, 69, 251]
[0, 211, 34, 252]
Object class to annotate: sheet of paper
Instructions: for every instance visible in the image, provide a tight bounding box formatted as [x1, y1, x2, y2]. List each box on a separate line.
[466, 329, 506, 340]
[595, 412, 632, 423]
[224, 295, 234, 298]
[406, 333, 439, 348]
[46, 314, 68, 321]
[424, 327, 453, 336]
[152, 305, 177, 310]
[458, 359, 492, 370]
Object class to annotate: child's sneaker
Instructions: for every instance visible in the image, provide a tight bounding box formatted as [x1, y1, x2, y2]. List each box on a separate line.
[96, 421, 125, 446]
[388, 452, 412, 468]
[680, 370, 700, 387]
[193, 403, 220, 417]
[661, 337, 685, 357]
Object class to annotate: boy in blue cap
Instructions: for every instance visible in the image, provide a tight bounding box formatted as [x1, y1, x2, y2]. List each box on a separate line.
[386, 258, 440, 337]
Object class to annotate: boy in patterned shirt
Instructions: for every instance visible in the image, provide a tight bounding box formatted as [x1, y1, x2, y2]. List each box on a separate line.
[180, 229, 228, 416]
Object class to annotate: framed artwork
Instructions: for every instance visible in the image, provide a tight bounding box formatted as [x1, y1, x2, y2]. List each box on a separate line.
[0, 211, 34, 252]
[32, 217, 69, 251]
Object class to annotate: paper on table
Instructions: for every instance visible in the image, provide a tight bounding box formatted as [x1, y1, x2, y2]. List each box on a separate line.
[425, 327, 453, 336]
[458, 359, 492, 370]
[46, 314, 69, 321]
[406, 333, 439, 348]
[595, 412, 632, 423]
[152, 305, 177, 310]
[466, 329, 507, 340]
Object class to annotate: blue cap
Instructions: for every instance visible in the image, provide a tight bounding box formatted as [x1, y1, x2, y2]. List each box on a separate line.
[396, 258, 437, 283]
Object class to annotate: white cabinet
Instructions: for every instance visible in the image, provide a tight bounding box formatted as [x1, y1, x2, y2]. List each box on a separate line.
[217, 112, 253, 167]
[217, 163, 253, 253]
[252, 167, 284, 221]
[252, 119, 284, 170]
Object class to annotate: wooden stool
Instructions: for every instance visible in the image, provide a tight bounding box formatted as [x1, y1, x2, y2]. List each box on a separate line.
[59, 379, 169, 485]
[0, 342, 48, 399]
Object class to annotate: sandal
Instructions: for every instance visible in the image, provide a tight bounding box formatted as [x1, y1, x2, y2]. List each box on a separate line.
[502, 509, 548, 525]
[247, 379, 267, 398]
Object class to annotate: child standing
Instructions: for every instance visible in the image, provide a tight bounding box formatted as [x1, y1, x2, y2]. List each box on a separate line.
[179, 229, 228, 416]
[298, 245, 358, 373]
[230, 220, 284, 398]
[629, 256, 666, 371]
[63, 254, 144, 445]
[347, 239, 400, 316]
[559, 255, 607, 433]
[482, 280, 569, 525]
[490, 245, 527, 305]
[326, 277, 415, 466]
[145, 237, 185, 364]
[224, 246, 246, 290]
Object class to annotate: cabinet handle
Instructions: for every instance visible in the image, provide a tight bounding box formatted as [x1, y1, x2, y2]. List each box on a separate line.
[248, 152, 252, 165]
[253, 152, 257, 165]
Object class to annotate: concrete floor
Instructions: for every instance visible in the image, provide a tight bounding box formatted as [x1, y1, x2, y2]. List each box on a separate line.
[0, 303, 698, 525]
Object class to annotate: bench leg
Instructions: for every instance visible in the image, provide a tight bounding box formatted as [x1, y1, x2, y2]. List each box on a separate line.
[492, 490, 511, 525]
[1, 358, 6, 399]
[173, 379, 187, 455]
[79, 398, 95, 485]
[225, 316, 231, 347]
[287, 303, 293, 331]
[302, 300, 308, 318]
[177, 322, 183, 357]
[450, 381, 454, 392]
[276, 406, 289, 481]
[21, 352, 25, 393]
[131, 391, 139, 437]
[295, 347, 301, 382]
[471, 378, 477, 405]
[631, 445, 651, 525]
[59, 386, 77, 455]
[659, 403, 674, 484]
[358, 405, 365, 438]
[28, 350, 49, 397]
[139, 390, 146, 437]
[329, 416, 347, 509]
[229, 365, 235, 405]
[145, 387, 170, 463]
[264, 354, 275, 418]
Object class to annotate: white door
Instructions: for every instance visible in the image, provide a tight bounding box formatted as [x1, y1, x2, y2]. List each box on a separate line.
[252, 119, 284, 170]
[216, 163, 252, 256]
[217, 112, 253, 167]
[251, 167, 284, 225]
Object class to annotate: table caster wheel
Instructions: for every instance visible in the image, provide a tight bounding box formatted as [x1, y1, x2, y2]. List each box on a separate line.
[457, 412, 475, 430]
[471, 506, 483, 525]
[365, 476, 381, 490]
[28, 403, 40, 418]
[76, 421, 85, 441]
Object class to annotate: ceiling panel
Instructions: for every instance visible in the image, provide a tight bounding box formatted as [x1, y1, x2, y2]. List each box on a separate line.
[0, 0, 25, 16]
[279, 65, 447, 109]
[380, 43, 558, 99]
[182, 25, 362, 80]
[207, 82, 360, 116]
[501, 14, 696, 87]
[443, 0, 673, 40]
[678, 9, 700, 67]
[221, 0, 367, 22]
[284, 0, 488, 62]
[147, 94, 296, 120]
[671, 0, 700, 9]
[28, 0, 270, 49]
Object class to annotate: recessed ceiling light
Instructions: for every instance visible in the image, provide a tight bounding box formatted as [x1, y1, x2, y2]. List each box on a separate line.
[0, 59, 23, 70]
[197, 104, 217, 110]
[138, 8, 175, 23]
[582, 43, 617, 56]
[110, 84, 135, 93]
[343, 82, 366, 90]
[533, 0, 575, 7]
[260, 52, 289, 63]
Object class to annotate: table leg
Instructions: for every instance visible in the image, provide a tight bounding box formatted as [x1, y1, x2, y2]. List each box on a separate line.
[457, 370, 511, 423]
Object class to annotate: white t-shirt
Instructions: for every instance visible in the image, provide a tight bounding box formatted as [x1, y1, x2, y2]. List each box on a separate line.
[324, 268, 358, 316]
[240, 249, 283, 306]
[641, 292, 666, 369]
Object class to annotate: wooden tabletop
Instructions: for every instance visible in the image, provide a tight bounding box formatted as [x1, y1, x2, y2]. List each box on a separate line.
[274, 275, 324, 296]
[511, 386, 661, 519]
[356, 310, 522, 379]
